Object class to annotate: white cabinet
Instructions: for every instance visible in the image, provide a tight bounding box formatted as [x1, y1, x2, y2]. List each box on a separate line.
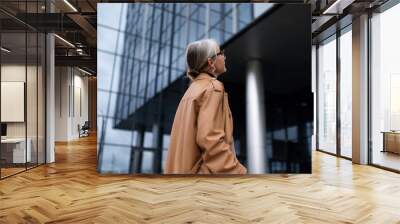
[1, 138, 32, 163]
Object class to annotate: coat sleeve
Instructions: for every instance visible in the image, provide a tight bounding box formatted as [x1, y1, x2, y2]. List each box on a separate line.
[196, 85, 247, 174]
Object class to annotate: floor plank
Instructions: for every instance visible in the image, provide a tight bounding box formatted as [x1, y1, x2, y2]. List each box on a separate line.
[0, 134, 400, 223]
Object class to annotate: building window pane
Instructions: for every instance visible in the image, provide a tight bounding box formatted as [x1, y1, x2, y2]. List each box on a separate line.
[318, 36, 337, 154]
[339, 28, 352, 158]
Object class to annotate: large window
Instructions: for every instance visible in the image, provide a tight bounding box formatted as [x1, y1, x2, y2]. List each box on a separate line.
[316, 25, 353, 159]
[317, 35, 337, 154]
[339, 27, 352, 158]
[370, 2, 400, 171]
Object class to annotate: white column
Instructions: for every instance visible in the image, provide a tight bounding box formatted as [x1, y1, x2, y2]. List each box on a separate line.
[151, 123, 163, 172]
[352, 14, 369, 164]
[246, 60, 268, 173]
[46, 32, 55, 163]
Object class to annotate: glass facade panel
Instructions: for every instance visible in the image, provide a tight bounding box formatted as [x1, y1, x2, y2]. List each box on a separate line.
[317, 36, 337, 154]
[37, 32, 46, 165]
[1, 31, 27, 177]
[371, 3, 400, 171]
[99, 145, 131, 173]
[27, 31, 38, 169]
[0, 0, 46, 178]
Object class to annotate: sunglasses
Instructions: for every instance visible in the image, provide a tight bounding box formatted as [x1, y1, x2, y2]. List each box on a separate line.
[213, 49, 225, 58]
[198, 49, 226, 71]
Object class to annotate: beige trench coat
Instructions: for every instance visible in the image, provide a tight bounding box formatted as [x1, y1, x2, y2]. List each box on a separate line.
[164, 73, 247, 174]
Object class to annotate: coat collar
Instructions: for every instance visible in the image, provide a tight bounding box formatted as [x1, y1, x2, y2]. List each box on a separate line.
[194, 72, 217, 81]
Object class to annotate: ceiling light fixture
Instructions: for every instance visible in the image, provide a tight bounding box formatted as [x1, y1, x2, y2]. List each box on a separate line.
[76, 48, 85, 55]
[1, 47, 11, 53]
[54, 34, 75, 48]
[78, 67, 93, 76]
[63, 0, 78, 12]
[323, 0, 342, 14]
[322, 0, 354, 15]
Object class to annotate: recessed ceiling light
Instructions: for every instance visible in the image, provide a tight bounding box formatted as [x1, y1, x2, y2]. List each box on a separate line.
[54, 34, 75, 48]
[78, 67, 92, 76]
[63, 0, 78, 12]
[322, 0, 354, 15]
[1, 47, 11, 53]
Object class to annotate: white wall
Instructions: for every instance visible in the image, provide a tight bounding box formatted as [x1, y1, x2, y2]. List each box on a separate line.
[73, 73, 89, 137]
[55, 66, 69, 141]
[55, 67, 89, 141]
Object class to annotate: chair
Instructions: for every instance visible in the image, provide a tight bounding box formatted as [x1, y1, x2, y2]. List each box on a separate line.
[78, 121, 90, 138]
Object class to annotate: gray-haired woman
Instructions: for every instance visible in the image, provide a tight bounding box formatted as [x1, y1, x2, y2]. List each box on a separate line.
[165, 39, 247, 174]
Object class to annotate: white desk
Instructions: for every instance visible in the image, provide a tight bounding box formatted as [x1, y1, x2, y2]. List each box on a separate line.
[1, 138, 31, 163]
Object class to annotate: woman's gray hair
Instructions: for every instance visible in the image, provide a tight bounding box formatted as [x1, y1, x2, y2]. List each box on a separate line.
[185, 39, 219, 79]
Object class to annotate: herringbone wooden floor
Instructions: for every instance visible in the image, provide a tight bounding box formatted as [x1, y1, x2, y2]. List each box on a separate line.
[1, 134, 400, 224]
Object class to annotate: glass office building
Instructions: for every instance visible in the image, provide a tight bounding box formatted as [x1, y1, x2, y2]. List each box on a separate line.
[115, 3, 254, 119]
